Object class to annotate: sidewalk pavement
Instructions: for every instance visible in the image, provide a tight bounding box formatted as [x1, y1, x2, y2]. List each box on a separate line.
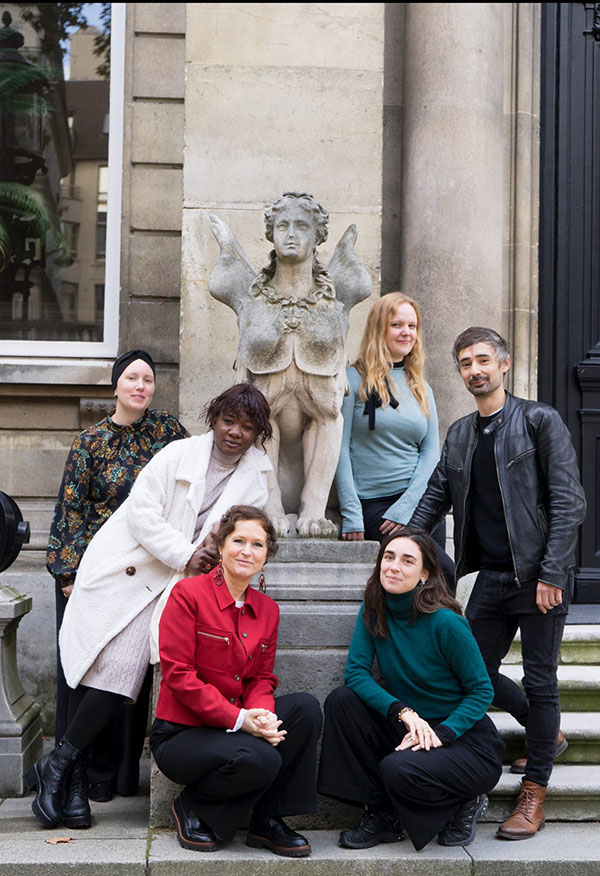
[1, 759, 600, 875]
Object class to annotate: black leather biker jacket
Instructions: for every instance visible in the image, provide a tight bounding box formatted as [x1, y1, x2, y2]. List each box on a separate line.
[410, 393, 586, 589]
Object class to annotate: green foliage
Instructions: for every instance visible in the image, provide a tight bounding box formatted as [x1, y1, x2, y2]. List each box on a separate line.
[15, 2, 111, 76]
[16, 3, 89, 64]
[92, 2, 111, 79]
[0, 61, 52, 118]
[0, 182, 72, 272]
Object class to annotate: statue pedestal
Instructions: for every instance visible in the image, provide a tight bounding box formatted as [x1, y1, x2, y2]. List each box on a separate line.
[0, 585, 42, 795]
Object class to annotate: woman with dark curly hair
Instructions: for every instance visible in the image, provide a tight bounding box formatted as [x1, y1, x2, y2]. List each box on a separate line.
[26, 384, 273, 833]
[151, 505, 322, 856]
[318, 530, 504, 851]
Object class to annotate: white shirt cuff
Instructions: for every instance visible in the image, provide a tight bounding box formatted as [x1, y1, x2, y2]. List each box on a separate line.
[226, 708, 246, 733]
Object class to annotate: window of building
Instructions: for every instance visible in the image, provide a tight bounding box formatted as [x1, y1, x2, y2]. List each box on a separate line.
[62, 221, 79, 260]
[96, 166, 108, 259]
[0, 3, 124, 356]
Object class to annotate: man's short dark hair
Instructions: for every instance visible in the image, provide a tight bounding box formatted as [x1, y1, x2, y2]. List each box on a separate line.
[452, 327, 510, 367]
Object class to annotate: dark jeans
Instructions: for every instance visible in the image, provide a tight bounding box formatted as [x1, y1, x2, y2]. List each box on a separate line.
[466, 570, 569, 786]
[360, 493, 456, 593]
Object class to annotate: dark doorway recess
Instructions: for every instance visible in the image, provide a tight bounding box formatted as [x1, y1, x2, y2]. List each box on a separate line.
[539, 3, 600, 602]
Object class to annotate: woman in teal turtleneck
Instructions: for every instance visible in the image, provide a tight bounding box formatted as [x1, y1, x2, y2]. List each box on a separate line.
[335, 293, 454, 588]
[318, 530, 504, 852]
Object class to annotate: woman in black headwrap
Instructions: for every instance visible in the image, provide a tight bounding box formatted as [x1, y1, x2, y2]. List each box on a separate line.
[47, 349, 189, 806]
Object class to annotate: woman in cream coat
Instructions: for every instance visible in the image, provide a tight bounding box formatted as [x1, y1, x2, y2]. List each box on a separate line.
[25, 384, 273, 832]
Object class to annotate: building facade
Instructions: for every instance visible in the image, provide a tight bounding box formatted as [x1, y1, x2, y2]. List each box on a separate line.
[1, 3, 598, 727]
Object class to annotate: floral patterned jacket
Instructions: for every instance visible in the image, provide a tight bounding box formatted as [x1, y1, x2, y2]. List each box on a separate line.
[46, 409, 189, 587]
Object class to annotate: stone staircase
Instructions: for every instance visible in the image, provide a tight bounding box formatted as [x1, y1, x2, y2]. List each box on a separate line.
[5, 536, 600, 832]
[266, 540, 600, 828]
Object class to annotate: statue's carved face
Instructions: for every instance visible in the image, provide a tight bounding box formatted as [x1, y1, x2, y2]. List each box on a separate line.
[272, 202, 317, 264]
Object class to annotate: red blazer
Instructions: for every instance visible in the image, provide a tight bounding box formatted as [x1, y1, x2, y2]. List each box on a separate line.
[155, 568, 279, 729]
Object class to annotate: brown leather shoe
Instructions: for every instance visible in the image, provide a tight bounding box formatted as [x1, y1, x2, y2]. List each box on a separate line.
[496, 780, 546, 840]
[510, 729, 568, 774]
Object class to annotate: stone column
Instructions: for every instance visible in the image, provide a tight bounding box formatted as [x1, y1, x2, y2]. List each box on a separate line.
[400, 3, 505, 434]
[178, 2, 385, 427]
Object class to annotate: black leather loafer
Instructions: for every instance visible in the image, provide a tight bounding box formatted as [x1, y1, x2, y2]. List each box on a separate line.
[171, 794, 218, 852]
[246, 815, 311, 857]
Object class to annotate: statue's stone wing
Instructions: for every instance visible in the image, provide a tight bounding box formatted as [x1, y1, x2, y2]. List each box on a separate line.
[328, 224, 372, 314]
[208, 214, 257, 312]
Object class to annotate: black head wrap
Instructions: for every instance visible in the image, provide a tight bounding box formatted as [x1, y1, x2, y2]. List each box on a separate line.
[111, 349, 156, 390]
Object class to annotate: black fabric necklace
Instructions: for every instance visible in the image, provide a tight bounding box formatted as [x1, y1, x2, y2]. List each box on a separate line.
[363, 363, 403, 430]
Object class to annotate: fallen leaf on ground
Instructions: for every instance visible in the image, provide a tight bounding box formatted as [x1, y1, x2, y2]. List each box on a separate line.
[45, 836, 74, 845]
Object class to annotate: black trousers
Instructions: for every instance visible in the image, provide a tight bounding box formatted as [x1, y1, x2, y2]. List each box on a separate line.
[318, 687, 504, 851]
[55, 581, 151, 795]
[360, 493, 456, 593]
[466, 570, 568, 786]
[150, 692, 323, 842]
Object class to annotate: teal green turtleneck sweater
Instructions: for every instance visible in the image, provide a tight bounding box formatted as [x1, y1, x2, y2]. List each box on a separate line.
[344, 588, 493, 740]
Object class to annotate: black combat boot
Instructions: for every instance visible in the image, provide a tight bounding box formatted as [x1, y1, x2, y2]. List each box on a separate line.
[63, 753, 91, 828]
[24, 739, 81, 828]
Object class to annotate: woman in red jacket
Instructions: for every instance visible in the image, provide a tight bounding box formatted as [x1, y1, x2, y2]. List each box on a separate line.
[150, 505, 322, 857]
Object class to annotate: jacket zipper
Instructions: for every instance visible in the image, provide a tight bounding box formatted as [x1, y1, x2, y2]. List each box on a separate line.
[458, 431, 478, 576]
[493, 440, 520, 586]
[197, 631, 230, 644]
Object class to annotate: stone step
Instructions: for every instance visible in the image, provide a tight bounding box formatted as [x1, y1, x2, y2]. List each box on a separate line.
[275, 539, 379, 564]
[268, 565, 370, 599]
[491, 712, 600, 764]
[277, 601, 359, 645]
[500, 665, 600, 711]
[3, 822, 600, 875]
[504, 625, 600, 665]
[485, 764, 600, 822]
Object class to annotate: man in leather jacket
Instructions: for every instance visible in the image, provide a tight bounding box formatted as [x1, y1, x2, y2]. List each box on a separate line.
[410, 327, 586, 841]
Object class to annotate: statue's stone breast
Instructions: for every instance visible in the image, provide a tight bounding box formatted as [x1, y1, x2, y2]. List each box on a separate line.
[236, 295, 348, 377]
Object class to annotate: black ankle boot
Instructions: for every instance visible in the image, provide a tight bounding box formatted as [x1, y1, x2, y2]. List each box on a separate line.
[24, 739, 81, 828]
[63, 754, 91, 829]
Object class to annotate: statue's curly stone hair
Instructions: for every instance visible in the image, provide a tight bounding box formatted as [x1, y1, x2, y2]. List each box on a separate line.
[264, 192, 329, 246]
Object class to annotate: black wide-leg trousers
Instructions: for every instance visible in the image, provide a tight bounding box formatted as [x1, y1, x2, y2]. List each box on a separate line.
[150, 692, 322, 841]
[318, 687, 504, 851]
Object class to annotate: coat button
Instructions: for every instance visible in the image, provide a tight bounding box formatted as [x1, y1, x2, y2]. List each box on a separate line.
[126, 566, 136, 576]
[249, 654, 253, 659]
[229, 697, 235, 703]
[234, 675, 240, 681]
[241, 609, 245, 615]
[242, 632, 248, 638]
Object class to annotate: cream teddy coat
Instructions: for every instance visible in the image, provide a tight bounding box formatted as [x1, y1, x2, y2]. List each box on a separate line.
[59, 431, 272, 689]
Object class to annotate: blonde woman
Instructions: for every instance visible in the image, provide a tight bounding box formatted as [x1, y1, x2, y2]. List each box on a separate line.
[335, 293, 454, 584]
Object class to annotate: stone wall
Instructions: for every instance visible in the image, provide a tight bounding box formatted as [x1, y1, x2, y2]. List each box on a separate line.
[1, 2, 542, 736]
[177, 2, 385, 426]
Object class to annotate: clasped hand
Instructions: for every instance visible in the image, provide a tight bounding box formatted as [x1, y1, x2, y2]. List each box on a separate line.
[188, 529, 220, 574]
[396, 710, 442, 752]
[242, 708, 286, 747]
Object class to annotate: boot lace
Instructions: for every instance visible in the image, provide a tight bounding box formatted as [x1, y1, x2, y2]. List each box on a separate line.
[514, 786, 538, 822]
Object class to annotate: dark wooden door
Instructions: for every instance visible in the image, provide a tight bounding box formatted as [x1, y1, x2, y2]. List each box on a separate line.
[539, 3, 600, 601]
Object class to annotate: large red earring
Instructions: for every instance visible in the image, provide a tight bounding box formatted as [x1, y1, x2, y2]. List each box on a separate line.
[258, 568, 266, 593]
[214, 562, 224, 586]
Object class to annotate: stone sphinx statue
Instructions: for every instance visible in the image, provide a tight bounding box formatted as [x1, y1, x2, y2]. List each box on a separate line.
[209, 192, 371, 537]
